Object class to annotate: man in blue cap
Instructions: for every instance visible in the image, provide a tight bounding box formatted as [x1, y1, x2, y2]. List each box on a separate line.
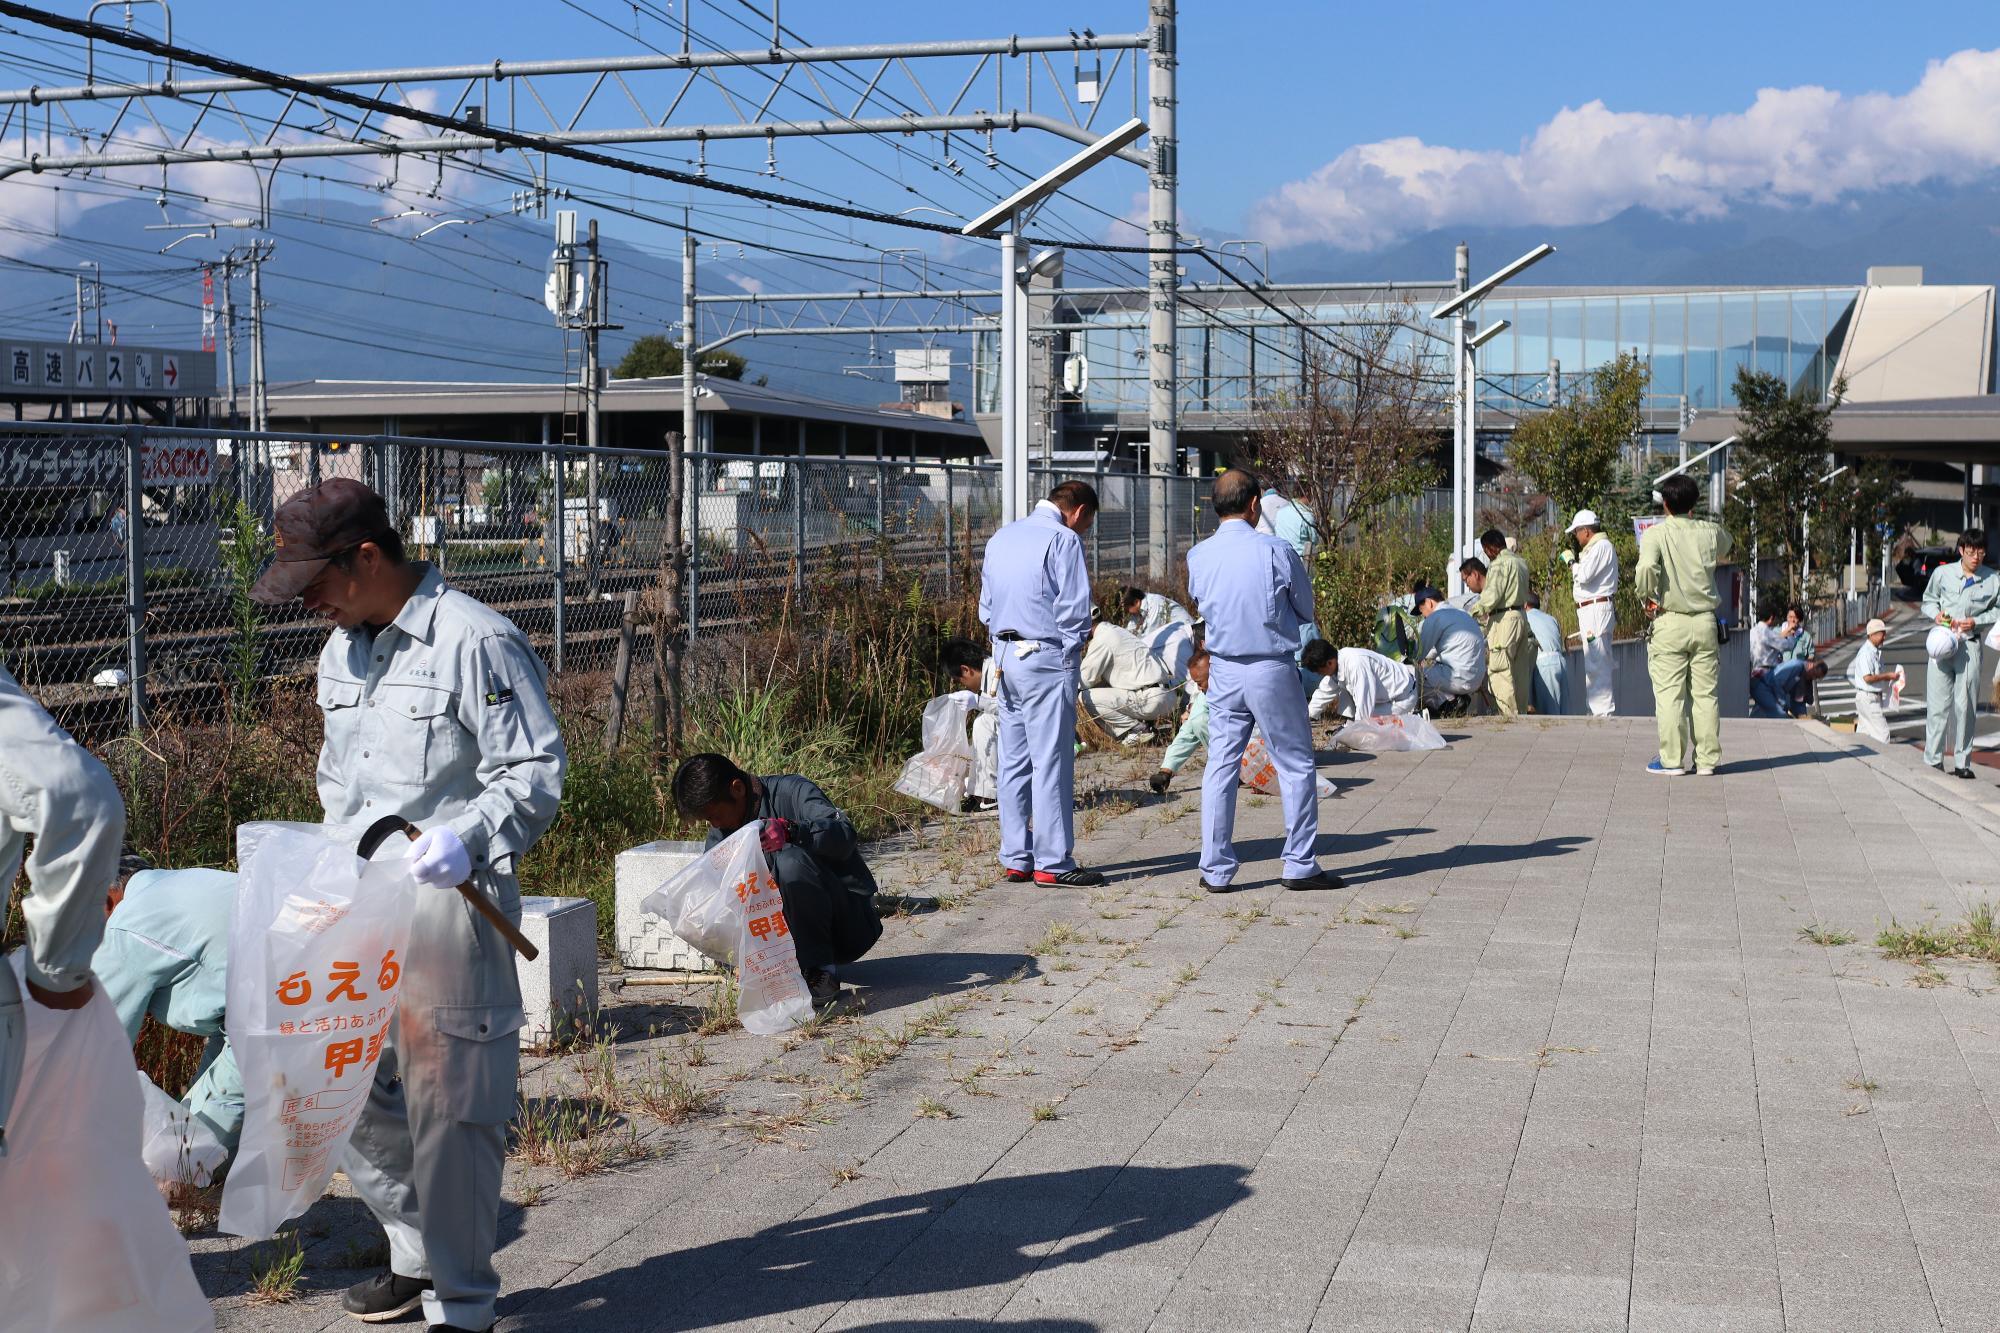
[977, 480, 1104, 887]
[1186, 470, 1342, 894]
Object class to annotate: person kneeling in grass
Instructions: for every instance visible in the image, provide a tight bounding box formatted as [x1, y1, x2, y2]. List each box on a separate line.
[672, 753, 884, 1006]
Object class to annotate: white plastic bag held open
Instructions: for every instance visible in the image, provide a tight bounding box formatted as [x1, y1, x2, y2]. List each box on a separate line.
[220, 822, 414, 1239]
[1333, 714, 1448, 753]
[892, 694, 974, 813]
[0, 955, 214, 1332]
[641, 823, 812, 1035]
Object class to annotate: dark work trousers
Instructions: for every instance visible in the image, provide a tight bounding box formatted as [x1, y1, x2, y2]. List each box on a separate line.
[769, 845, 882, 970]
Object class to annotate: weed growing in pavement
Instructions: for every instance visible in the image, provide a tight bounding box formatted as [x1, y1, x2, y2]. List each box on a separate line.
[1877, 907, 2000, 966]
[247, 1231, 306, 1305]
[697, 976, 742, 1036]
[830, 1162, 863, 1185]
[1799, 921, 1856, 947]
[1844, 1076, 1880, 1094]
[1030, 1102, 1059, 1122]
[1030, 922, 1085, 957]
[337, 1236, 392, 1269]
[625, 1050, 721, 1125]
[916, 1094, 955, 1120]
[513, 1183, 547, 1208]
[510, 1095, 646, 1178]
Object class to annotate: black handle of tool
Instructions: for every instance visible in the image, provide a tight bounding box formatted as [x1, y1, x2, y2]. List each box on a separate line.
[358, 814, 539, 961]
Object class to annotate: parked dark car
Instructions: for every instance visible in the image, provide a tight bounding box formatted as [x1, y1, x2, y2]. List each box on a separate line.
[1898, 545, 1958, 592]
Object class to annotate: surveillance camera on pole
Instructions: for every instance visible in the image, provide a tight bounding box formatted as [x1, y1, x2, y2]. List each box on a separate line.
[962, 117, 1146, 524]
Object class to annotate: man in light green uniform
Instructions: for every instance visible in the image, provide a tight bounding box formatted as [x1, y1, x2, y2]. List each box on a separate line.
[1477, 529, 1536, 715]
[1919, 528, 2000, 777]
[1635, 475, 1733, 775]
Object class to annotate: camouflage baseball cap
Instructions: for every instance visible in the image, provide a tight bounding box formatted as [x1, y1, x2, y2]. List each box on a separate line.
[249, 478, 394, 604]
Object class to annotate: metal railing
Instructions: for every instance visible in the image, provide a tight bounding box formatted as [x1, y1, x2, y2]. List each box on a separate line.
[0, 423, 1218, 734]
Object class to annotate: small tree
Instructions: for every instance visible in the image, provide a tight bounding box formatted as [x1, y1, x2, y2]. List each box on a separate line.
[1506, 350, 1647, 518]
[1728, 367, 1846, 599]
[220, 499, 273, 723]
[1252, 318, 1439, 644]
[612, 334, 748, 382]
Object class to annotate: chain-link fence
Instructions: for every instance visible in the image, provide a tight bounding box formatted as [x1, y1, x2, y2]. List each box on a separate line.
[0, 423, 1223, 736]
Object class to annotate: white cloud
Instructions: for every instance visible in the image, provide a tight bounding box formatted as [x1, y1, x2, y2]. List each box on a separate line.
[1248, 46, 2000, 250]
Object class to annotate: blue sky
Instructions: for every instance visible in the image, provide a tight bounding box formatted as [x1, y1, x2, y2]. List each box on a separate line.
[9, 0, 2000, 259]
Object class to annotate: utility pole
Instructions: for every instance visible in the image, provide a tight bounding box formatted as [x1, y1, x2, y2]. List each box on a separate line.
[1449, 243, 1468, 597]
[1146, 0, 1178, 578]
[69, 262, 103, 343]
[584, 217, 604, 598]
[657, 230, 694, 758]
[218, 256, 238, 425]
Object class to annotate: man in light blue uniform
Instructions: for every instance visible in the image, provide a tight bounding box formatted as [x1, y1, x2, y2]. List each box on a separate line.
[1187, 471, 1342, 894]
[978, 480, 1104, 887]
[95, 864, 244, 1155]
[253, 479, 567, 1333]
[1920, 528, 2000, 777]
[1524, 594, 1568, 717]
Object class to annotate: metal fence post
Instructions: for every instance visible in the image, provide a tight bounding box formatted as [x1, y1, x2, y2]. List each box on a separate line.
[123, 424, 147, 730]
[793, 458, 806, 597]
[1128, 473, 1137, 576]
[943, 462, 955, 598]
[874, 459, 887, 588]
[686, 452, 700, 645]
[550, 447, 567, 674]
[1091, 463, 1102, 582]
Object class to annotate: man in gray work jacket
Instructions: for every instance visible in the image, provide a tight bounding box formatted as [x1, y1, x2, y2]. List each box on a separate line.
[673, 752, 882, 1006]
[253, 478, 566, 1333]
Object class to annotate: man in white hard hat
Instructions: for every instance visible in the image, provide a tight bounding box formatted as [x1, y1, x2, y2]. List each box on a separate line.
[1849, 618, 1895, 744]
[1564, 509, 1619, 716]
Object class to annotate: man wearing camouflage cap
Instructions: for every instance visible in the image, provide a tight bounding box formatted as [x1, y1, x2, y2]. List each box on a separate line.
[252, 478, 566, 1332]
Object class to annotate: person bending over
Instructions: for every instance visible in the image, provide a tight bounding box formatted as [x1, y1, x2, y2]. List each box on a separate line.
[941, 637, 999, 813]
[1303, 639, 1418, 722]
[673, 753, 883, 1006]
[1149, 648, 1211, 794]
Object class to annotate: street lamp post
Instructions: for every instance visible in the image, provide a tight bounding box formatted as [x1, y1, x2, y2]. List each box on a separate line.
[1431, 242, 1555, 596]
[963, 117, 1146, 524]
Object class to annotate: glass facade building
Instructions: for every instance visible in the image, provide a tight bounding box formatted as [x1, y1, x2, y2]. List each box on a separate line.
[975, 283, 1865, 452]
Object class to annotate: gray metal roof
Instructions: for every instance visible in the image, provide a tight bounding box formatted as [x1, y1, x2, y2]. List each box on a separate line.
[264, 376, 983, 437]
[1684, 396, 2000, 463]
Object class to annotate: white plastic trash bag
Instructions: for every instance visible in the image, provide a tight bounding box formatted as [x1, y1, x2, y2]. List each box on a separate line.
[641, 823, 813, 1036]
[0, 954, 215, 1332]
[1334, 713, 1448, 753]
[1927, 624, 1963, 661]
[138, 1071, 229, 1190]
[220, 822, 414, 1240]
[893, 694, 974, 813]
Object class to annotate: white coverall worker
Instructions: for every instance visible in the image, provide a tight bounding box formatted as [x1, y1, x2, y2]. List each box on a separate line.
[1080, 621, 1182, 745]
[965, 656, 1000, 802]
[315, 565, 566, 1330]
[1126, 591, 1194, 638]
[1570, 525, 1620, 716]
[1310, 647, 1419, 723]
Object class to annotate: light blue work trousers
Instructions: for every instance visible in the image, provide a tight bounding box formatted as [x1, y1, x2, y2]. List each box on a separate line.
[1202, 654, 1322, 885]
[1533, 650, 1566, 717]
[1924, 639, 1981, 768]
[995, 638, 1080, 874]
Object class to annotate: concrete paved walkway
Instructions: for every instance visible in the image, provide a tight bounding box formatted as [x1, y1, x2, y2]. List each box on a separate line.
[201, 716, 2000, 1332]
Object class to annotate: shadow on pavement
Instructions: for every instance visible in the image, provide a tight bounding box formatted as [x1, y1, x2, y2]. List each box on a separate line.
[501, 1162, 1250, 1330]
[1096, 827, 1436, 880]
[1716, 748, 1852, 775]
[843, 951, 1039, 1014]
[1336, 834, 1591, 885]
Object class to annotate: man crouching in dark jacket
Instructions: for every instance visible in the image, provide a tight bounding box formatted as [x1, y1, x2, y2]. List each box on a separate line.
[672, 752, 883, 1006]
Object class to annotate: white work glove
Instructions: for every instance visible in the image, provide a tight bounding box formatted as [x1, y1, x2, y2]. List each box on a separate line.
[409, 826, 471, 889]
[948, 690, 979, 708]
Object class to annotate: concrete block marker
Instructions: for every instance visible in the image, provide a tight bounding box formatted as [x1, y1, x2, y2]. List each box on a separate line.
[518, 895, 598, 1049]
[614, 839, 717, 971]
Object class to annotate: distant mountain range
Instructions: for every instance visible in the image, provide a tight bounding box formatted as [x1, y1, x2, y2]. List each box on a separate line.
[1270, 182, 2000, 289]
[8, 181, 1999, 404]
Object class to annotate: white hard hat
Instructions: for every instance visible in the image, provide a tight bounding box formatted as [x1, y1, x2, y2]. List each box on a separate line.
[1567, 509, 1601, 533]
[1927, 625, 1963, 661]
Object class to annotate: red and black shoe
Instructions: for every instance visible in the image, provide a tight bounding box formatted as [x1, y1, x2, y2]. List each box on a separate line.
[999, 867, 1032, 882]
[1034, 868, 1106, 887]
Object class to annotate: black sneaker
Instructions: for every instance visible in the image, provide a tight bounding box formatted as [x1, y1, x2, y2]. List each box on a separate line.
[1034, 868, 1105, 887]
[343, 1270, 428, 1322]
[1201, 879, 1237, 894]
[804, 967, 842, 1006]
[960, 795, 998, 813]
[1957, 767, 1978, 779]
[1281, 871, 1346, 892]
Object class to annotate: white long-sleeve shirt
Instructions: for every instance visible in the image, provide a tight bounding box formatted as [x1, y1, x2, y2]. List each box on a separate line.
[1571, 532, 1619, 602]
[1750, 622, 1783, 671]
[1126, 592, 1193, 639]
[1310, 648, 1418, 721]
